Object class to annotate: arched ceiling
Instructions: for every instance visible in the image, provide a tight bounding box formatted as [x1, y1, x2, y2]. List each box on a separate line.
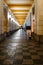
[4, 0, 34, 25]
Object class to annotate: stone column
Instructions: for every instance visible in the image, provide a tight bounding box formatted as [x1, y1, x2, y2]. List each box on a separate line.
[4, 5, 8, 34]
[0, 0, 4, 41]
[34, 0, 43, 42]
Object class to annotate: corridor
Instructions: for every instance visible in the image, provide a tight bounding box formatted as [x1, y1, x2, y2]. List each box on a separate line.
[0, 29, 43, 65]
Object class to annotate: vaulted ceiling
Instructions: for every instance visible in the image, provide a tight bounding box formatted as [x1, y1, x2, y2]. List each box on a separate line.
[4, 0, 34, 25]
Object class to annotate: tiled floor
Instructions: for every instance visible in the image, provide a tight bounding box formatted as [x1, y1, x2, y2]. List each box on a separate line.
[0, 29, 43, 65]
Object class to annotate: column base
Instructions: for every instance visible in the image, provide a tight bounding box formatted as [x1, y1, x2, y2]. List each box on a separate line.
[32, 32, 43, 43]
[6, 32, 11, 37]
[0, 33, 6, 42]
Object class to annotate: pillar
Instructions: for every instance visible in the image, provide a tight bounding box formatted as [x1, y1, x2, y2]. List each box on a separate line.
[0, 0, 4, 41]
[34, 0, 43, 42]
[4, 3, 8, 37]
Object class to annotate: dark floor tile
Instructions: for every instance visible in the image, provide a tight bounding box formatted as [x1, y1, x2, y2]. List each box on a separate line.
[13, 59, 23, 64]
[23, 55, 31, 59]
[33, 59, 43, 64]
[23, 59, 33, 65]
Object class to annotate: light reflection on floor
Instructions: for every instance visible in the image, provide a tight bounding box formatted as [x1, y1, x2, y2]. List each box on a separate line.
[7, 29, 26, 56]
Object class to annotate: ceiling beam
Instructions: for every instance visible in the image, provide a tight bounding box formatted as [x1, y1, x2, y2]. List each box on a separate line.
[11, 10, 29, 12]
[14, 13, 28, 15]
[16, 16, 26, 18]
[16, 18, 26, 19]
[14, 15, 27, 17]
[13, 12, 28, 14]
[14, 14, 27, 17]
[9, 6, 31, 8]
[8, 4, 32, 7]
[17, 19, 25, 21]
